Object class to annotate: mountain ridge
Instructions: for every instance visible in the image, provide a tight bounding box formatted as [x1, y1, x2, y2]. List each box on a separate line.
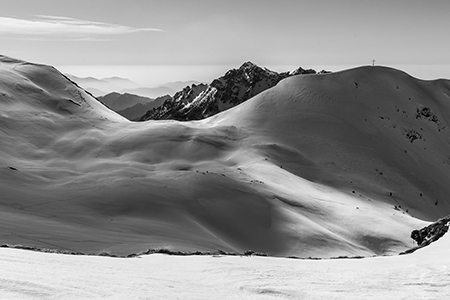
[1, 55, 449, 258]
[140, 62, 316, 121]
[97, 92, 170, 120]
[116, 95, 171, 120]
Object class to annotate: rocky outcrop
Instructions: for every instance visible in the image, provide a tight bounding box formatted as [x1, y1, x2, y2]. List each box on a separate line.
[401, 215, 450, 254]
[140, 62, 316, 121]
[139, 83, 209, 121]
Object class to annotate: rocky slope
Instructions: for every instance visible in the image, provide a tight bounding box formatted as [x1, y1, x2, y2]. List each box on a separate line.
[140, 62, 316, 121]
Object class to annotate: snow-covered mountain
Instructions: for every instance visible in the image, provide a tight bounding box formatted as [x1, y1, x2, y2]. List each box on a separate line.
[2, 55, 450, 259]
[140, 62, 316, 121]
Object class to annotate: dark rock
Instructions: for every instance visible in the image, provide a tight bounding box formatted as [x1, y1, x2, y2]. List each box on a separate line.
[402, 215, 450, 254]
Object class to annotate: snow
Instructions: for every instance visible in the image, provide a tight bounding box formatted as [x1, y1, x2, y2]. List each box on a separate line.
[1, 55, 450, 298]
[1, 56, 450, 259]
[1, 233, 449, 299]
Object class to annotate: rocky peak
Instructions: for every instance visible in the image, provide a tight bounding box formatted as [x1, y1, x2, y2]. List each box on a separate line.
[290, 67, 317, 76]
[172, 83, 208, 105]
[140, 62, 317, 122]
[240, 61, 258, 69]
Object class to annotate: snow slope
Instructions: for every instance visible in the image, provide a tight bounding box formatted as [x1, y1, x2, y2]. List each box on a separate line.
[1, 55, 449, 258]
[1, 233, 449, 299]
[211, 66, 450, 221]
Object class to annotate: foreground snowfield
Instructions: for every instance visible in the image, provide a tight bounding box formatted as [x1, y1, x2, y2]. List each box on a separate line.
[1, 233, 449, 299]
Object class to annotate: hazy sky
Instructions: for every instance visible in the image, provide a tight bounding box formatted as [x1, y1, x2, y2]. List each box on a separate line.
[1, 0, 449, 85]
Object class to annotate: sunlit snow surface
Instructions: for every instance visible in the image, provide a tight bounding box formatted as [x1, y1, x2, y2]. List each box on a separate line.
[1, 233, 449, 299]
[5, 56, 450, 258]
[2, 56, 450, 298]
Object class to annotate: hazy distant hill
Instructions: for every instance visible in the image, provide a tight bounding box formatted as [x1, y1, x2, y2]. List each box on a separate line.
[120, 86, 175, 98]
[65, 74, 140, 96]
[67, 74, 197, 98]
[102, 77, 141, 90]
[85, 87, 108, 97]
[156, 80, 202, 92]
[97, 92, 170, 120]
[98, 92, 152, 111]
[116, 96, 170, 120]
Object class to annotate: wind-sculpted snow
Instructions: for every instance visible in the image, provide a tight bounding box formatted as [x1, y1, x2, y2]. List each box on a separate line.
[1, 56, 450, 258]
[212, 67, 450, 221]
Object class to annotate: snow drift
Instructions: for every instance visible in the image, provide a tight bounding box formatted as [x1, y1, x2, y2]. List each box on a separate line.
[1, 55, 449, 258]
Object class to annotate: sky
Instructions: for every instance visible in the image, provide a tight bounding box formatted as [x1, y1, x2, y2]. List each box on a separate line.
[1, 0, 450, 86]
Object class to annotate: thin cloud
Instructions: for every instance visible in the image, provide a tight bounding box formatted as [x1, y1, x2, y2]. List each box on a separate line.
[4, 36, 115, 42]
[0, 15, 162, 37]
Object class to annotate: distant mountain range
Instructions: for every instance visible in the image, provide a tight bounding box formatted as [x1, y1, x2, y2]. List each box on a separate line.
[140, 62, 317, 121]
[119, 87, 175, 99]
[65, 74, 140, 96]
[97, 92, 170, 121]
[99, 92, 155, 111]
[116, 99, 169, 121]
[68, 65, 324, 122]
[65, 74, 200, 98]
[66, 75, 202, 120]
[154, 80, 202, 92]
